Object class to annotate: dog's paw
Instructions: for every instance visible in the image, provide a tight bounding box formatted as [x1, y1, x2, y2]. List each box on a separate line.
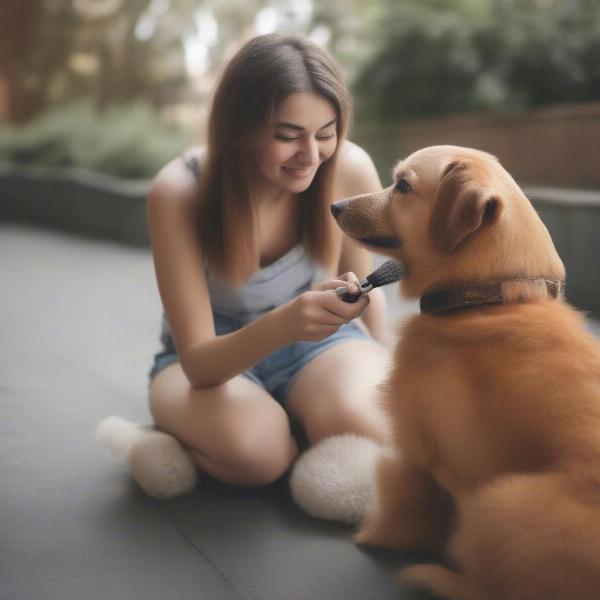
[399, 565, 479, 600]
[353, 524, 377, 546]
[289, 434, 382, 524]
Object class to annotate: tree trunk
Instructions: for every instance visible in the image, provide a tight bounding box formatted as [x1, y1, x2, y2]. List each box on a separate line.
[0, 0, 40, 123]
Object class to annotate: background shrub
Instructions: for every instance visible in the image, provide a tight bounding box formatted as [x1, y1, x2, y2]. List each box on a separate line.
[0, 102, 193, 179]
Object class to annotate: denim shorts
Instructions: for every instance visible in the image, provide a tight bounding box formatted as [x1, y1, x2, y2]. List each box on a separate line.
[148, 314, 372, 403]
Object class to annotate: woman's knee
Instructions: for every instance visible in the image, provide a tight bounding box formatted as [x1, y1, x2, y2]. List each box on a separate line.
[218, 426, 298, 486]
[207, 392, 298, 484]
[188, 392, 298, 485]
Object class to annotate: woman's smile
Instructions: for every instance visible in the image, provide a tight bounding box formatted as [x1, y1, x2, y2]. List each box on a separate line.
[282, 165, 317, 179]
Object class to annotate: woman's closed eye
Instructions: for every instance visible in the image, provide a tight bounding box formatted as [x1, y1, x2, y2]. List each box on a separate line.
[275, 133, 336, 142]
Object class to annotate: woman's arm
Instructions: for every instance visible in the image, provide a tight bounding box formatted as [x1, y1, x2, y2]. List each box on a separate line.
[147, 155, 369, 389]
[180, 286, 368, 388]
[147, 157, 289, 388]
[333, 141, 389, 344]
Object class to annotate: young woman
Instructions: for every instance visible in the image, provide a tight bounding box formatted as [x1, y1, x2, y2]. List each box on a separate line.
[97, 32, 391, 524]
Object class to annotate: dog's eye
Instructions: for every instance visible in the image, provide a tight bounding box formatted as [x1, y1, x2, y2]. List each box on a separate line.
[395, 178, 411, 194]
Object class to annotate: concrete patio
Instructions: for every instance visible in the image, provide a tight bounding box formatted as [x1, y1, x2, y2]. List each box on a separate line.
[2, 224, 599, 600]
[0, 225, 432, 600]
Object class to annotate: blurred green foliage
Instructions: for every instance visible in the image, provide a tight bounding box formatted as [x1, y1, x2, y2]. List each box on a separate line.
[0, 102, 192, 179]
[353, 0, 600, 120]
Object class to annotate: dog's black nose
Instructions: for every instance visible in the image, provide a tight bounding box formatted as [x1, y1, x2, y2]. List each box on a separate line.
[331, 199, 349, 218]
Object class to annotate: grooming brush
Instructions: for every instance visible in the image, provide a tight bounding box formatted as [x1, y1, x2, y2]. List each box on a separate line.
[336, 260, 407, 303]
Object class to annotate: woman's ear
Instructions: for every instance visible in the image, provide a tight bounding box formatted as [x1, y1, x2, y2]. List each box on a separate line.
[429, 160, 503, 254]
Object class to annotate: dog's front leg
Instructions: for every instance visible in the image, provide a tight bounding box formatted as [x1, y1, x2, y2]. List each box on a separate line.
[355, 454, 453, 554]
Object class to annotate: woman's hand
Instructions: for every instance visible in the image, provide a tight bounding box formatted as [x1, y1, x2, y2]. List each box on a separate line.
[279, 272, 370, 342]
[310, 271, 359, 292]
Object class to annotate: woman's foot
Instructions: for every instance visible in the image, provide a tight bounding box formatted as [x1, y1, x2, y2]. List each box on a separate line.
[289, 433, 383, 524]
[95, 416, 198, 499]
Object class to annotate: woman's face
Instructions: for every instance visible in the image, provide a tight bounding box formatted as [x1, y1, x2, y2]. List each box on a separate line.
[254, 92, 338, 198]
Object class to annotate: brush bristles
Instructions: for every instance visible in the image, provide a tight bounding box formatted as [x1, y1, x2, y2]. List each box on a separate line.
[365, 260, 407, 288]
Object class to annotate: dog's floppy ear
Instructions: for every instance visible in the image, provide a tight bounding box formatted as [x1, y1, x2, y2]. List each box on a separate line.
[429, 160, 503, 253]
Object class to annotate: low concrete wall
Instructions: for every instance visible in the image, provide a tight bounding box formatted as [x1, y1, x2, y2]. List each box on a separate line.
[527, 186, 600, 317]
[0, 164, 149, 246]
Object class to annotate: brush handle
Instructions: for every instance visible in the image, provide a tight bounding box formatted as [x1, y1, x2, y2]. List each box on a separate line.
[337, 289, 361, 303]
[335, 259, 405, 303]
[336, 280, 372, 303]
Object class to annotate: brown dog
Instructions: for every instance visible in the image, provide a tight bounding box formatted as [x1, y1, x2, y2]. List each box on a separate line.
[331, 145, 600, 600]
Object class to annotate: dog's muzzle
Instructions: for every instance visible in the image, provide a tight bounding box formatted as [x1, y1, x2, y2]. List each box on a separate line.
[331, 200, 401, 249]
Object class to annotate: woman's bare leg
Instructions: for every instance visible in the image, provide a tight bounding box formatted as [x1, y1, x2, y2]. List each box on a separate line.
[286, 339, 391, 445]
[286, 339, 392, 522]
[149, 362, 298, 486]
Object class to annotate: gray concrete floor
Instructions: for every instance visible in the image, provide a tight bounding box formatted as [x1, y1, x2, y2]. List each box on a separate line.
[2, 225, 599, 600]
[0, 226, 433, 600]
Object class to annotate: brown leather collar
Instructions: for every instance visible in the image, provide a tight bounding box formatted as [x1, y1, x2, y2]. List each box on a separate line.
[420, 278, 566, 316]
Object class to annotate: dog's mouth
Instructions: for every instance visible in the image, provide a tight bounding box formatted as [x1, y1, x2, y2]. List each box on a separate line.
[359, 237, 401, 249]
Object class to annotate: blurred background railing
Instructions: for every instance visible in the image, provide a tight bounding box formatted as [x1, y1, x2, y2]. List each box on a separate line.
[1, 0, 599, 314]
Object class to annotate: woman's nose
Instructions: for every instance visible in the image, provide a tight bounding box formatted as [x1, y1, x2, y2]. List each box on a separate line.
[298, 139, 319, 166]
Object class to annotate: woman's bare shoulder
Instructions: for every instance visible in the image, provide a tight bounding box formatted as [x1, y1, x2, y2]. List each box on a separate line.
[148, 146, 205, 205]
[333, 140, 382, 197]
[337, 140, 374, 167]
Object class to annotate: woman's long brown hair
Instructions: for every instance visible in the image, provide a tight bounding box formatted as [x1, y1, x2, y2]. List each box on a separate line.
[198, 33, 351, 285]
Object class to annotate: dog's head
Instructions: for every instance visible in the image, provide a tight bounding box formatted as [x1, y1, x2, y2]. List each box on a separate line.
[332, 145, 565, 298]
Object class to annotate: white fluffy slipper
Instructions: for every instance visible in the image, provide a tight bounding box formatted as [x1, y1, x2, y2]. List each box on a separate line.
[95, 416, 198, 499]
[289, 434, 383, 524]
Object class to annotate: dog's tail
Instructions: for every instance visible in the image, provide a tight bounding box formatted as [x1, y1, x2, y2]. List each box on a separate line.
[400, 564, 484, 600]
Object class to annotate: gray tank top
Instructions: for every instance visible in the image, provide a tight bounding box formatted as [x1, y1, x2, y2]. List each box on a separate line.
[159, 156, 324, 345]
[206, 243, 322, 322]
